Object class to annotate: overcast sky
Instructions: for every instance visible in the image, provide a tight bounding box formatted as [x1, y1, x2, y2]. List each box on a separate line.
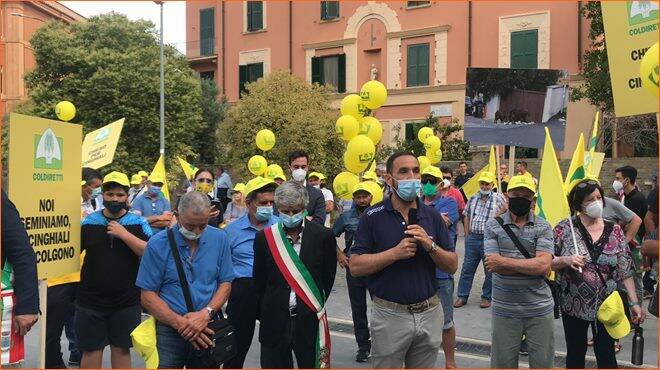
[61, 1, 187, 53]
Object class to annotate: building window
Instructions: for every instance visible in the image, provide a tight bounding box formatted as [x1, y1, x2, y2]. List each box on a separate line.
[406, 43, 429, 87]
[199, 8, 215, 56]
[200, 71, 215, 81]
[311, 54, 346, 93]
[239, 62, 264, 94]
[320, 1, 339, 21]
[510, 30, 538, 69]
[247, 1, 263, 32]
[407, 1, 430, 8]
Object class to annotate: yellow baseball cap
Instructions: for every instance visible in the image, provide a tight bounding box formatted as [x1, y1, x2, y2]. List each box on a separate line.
[597, 291, 631, 339]
[130, 174, 142, 185]
[421, 166, 442, 179]
[362, 171, 378, 182]
[138, 170, 148, 178]
[273, 173, 286, 181]
[244, 176, 276, 198]
[81, 180, 87, 186]
[148, 173, 165, 184]
[477, 171, 496, 184]
[507, 175, 536, 194]
[233, 183, 246, 192]
[308, 172, 326, 181]
[103, 171, 130, 187]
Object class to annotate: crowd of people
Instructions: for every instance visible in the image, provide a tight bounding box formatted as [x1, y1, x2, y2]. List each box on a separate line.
[1, 150, 658, 369]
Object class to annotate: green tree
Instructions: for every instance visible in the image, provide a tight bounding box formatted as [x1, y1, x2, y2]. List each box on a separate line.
[9, 13, 206, 176]
[218, 70, 344, 181]
[377, 115, 471, 163]
[198, 79, 227, 165]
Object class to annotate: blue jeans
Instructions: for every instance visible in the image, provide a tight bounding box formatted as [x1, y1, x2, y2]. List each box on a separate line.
[156, 322, 202, 369]
[457, 233, 492, 301]
[437, 278, 454, 330]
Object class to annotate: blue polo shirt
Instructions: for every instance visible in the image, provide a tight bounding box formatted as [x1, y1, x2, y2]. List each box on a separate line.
[136, 225, 235, 315]
[352, 196, 454, 304]
[225, 214, 278, 279]
[426, 196, 459, 280]
[132, 194, 171, 234]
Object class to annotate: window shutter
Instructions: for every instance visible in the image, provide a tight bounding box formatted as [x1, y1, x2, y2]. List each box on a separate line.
[405, 123, 414, 141]
[311, 56, 322, 85]
[329, 1, 339, 18]
[252, 63, 264, 81]
[199, 8, 215, 55]
[407, 45, 417, 87]
[248, 1, 263, 31]
[337, 54, 346, 93]
[511, 30, 538, 69]
[418, 44, 429, 86]
[239, 65, 248, 94]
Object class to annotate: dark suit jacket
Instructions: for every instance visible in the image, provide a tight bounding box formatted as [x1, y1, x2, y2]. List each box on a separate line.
[253, 220, 337, 347]
[1, 191, 39, 315]
[306, 184, 327, 225]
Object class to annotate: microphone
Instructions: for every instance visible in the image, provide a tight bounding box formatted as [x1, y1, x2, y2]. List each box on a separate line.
[408, 208, 418, 226]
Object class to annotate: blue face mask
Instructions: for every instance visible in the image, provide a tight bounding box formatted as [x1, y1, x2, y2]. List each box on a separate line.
[394, 179, 421, 202]
[91, 187, 102, 198]
[149, 186, 162, 196]
[281, 210, 306, 229]
[255, 206, 273, 222]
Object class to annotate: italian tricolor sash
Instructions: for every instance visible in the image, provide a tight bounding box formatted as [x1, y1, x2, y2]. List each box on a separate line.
[264, 223, 331, 368]
[1, 263, 25, 365]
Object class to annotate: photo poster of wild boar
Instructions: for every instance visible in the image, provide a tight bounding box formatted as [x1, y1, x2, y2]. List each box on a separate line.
[463, 68, 569, 150]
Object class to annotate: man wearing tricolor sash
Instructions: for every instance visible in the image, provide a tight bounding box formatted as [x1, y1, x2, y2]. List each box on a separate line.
[253, 182, 337, 368]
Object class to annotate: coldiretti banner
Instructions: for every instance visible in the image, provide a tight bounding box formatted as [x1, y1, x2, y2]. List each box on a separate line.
[8, 113, 82, 279]
[82, 118, 124, 169]
[601, 1, 659, 117]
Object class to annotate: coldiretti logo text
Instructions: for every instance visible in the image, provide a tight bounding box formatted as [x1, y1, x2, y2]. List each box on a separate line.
[33, 128, 64, 182]
[627, 1, 659, 35]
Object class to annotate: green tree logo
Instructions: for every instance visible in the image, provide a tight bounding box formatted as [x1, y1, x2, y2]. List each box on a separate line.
[628, 1, 659, 26]
[34, 128, 63, 170]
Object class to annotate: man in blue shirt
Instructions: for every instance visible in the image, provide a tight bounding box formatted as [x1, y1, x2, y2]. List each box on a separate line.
[333, 182, 373, 363]
[132, 173, 172, 235]
[350, 152, 458, 368]
[420, 166, 459, 369]
[136, 191, 234, 368]
[224, 176, 278, 368]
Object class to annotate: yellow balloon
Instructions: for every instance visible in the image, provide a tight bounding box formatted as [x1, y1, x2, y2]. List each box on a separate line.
[345, 135, 375, 172]
[344, 152, 366, 174]
[418, 156, 431, 171]
[360, 116, 383, 145]
[417, 127, 434, 143]
[265, 164, 284, 179]
[427, 149, 443, 164]
[248, 155, 268, 176]
[336, 115, 359, 142]
[255, 129, 276, 151]
[360, 80, 388, 110]
[55, 101, 76, 122]
[362, 181, 384, 205]
[640, 42, 659, 97]
[340, 94, 368, 119]
[333, 171, 360, 200]
[423, 135, 441, 153]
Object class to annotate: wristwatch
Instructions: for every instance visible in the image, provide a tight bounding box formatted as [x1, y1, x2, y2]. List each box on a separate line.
[429, 242, 441, 254]
[628, 301, 641, 308]
[205, 306, 216, 320]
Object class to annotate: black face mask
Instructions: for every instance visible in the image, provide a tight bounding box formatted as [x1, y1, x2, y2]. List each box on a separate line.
[355, 204, 369, 213]
[508, 197, 532, 217]
[103, 200, 126, 214]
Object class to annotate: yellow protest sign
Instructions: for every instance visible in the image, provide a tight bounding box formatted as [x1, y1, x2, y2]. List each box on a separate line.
[8, 113, 82, 280]
[81, 118, 125, 169]
[601, 1, 659, 117]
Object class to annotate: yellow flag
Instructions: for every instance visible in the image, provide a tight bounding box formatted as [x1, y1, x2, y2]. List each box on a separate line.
[564, 133, 586, 194]
[536, 127, 570, 228]
[461, 165, 489, 199]
[488, 145, 497, 175]
[585, 111, 599, 176]
[150, 155, 170, 201]
[177, 156, 199, 180]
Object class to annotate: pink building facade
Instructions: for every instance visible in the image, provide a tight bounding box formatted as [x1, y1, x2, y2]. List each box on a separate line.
[186, 1, 595, 158]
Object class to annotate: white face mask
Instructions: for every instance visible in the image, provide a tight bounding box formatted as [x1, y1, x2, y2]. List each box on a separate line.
[612, 180, 624, 193]
[584, 200, 603, 219]
[179, 225, 202, 240]
[292, 168, 307, 182]
[442, 179, 451, 188]
[312, 184, 320, 189]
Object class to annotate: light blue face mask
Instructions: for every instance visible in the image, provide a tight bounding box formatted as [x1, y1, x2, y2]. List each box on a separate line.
[480, 189, 492, 196]
[149, 186, 162, 196]
[394, 179, 421, 202]
[91, 187, 102, 198]
[255, 206, 273, 222]
[281, 210, 306, 229]
[179, 225, 202, 240]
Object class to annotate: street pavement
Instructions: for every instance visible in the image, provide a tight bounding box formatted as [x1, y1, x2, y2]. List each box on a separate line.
[20, 229, 658, 368]
[464, 115, 566, 150]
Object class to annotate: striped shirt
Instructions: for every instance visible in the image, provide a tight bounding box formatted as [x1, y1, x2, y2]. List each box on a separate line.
[464, 192, 506, 234]
[484, 212, 555, 318]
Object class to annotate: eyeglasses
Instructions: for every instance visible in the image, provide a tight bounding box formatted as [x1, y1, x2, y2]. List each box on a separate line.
[576, 180, 599, 189]
[196, 178, 213, 183]
[421, 178, 438, 185]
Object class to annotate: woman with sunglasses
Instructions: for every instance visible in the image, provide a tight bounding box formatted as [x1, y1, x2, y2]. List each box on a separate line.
[552, 178, 646, 368]
[190, 168, 222, 227]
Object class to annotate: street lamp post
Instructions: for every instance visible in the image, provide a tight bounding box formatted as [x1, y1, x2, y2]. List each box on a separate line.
[159, 2, 165, 156]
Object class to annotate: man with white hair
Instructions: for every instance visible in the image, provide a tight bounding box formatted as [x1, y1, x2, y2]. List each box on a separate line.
[136, 191, 234, 368]
[253, 181, 337, 368]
